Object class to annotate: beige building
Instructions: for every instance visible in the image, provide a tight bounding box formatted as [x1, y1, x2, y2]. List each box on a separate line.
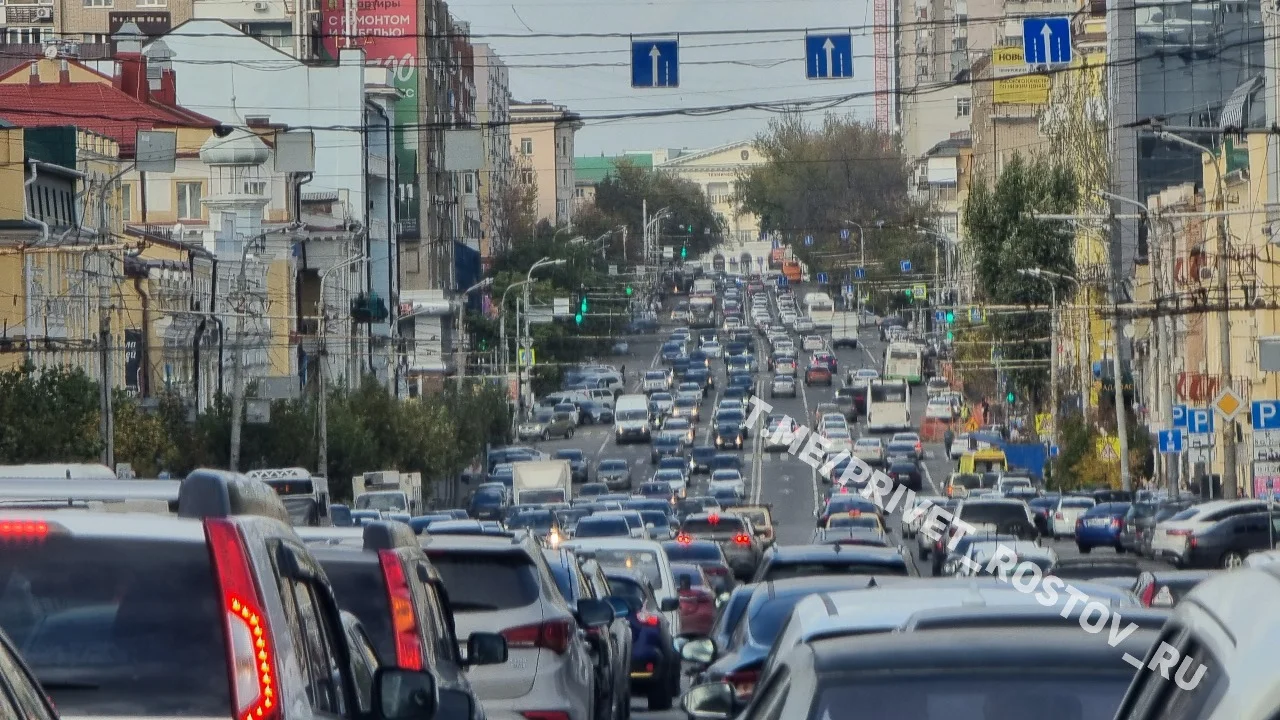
[510, 100, 582, 227]
[657, 141, 764, 244]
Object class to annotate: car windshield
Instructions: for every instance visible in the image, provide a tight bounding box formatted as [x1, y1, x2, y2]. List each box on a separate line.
[813, 675, 1132, 719]
[829, 515, 881, 529]
[959, 503, 1029, 527]
[599, 459, 628, 471]
[712, 471, 741, 481]
[764, 561, 908, 580]
[641, 511, 670, 527]
[0, 536, 232, 715]
[589, 549, 664, 588]
[664, 542, 722, 561]
[952, 474, 982, 488]
[655, 471, 684, 482]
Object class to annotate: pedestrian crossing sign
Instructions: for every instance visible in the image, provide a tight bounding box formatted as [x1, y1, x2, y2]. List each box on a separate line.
[1096, 436, 1121, 462]
[518, 348, 536, 367]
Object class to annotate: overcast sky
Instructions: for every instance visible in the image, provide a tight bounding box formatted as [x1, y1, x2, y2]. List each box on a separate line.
[446, 0, 877, 156]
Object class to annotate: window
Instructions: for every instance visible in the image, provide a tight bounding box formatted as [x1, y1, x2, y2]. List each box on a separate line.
[243, 180, 266, 196]
[83, 33, 111, 44]
[574, 187, 585, 198]
[521, 169, 534, 185]
[278, 570, 346, 714]
[137, 0, 165, 6]
[120, 183, 132, 222]
[82, 0, 112, 7]
[0, 638, 56, 720]
[176, 182, 203, 219]
[561, 169, 568, 187]
[519, 137, 532, 154]
[462, 172, 475, 194]
[3, 28, 44, 44]
[343, 623, 377, 715]
[556, 199, 567, 218]
[957, 96, 972, 116]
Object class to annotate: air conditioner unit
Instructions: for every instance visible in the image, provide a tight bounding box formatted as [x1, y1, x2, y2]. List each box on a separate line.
[36, 7, 53, 19]
[1197, 265, 1214, 282]
[253, 1, 269, 10]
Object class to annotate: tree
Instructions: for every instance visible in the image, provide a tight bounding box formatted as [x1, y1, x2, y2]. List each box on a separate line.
[114, 394, 181, 476]
[962, 153, 1079, 406]
[584, 161, 722, 261]
[491, 157, 540, 247]
[0, 364, 100, 463]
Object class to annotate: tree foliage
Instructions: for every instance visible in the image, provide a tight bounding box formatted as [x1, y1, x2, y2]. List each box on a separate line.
[492, 155, 541, 246]
[0, 365, 101, 463]
[962, 153, 1079, 406]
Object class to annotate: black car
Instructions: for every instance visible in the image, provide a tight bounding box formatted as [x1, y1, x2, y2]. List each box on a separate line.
[690, 445, 718, 474]
[555, 448, 590, 484]
[651, 433, 686, 464]
[1028, 494, 1062, 535]
[467, 484, 508, 521]
[605, 568, 682, 711]
[751, 544, 909, 583]
[885, 461, 922, 492]
[685, 368, 713, 394]
[713, 423, 746, 451]
[710, 453, 744, 473]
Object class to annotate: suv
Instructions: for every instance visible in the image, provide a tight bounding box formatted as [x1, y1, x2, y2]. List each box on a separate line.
[299, 521, 509, 718]
[0, 470, 438, 720]
[423, 530, 604, 720]
[678, 512, 763, 580]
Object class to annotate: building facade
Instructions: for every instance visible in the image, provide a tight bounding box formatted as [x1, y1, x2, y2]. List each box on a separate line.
[474, 42, 511, 263]
[510, 100, 582, 227]
[657, 141, 764, 245]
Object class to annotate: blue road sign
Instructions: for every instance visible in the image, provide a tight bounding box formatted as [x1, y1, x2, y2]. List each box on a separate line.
[1172, 404, 1188, 429]
[804, 235, 813, 246]
[900, 260, 912, 273]
[1253, 400, 1280, 430]
[1189, 408, 1215, 435]
[1022, 17, 1072, 64]
[757, 257, 765, 268]
[816, 272, 828, 284]
[771, 238, 780, 249]
[853, 267, 865, 280]
[776, 275, 789, 288]
[934, 310, 946, 323]
[840, 228, 850, 241]
[1050, 445, 1059, 458]
[1158, 429, 1184, 454]
[804, 33, 854, 79]
[631, 39, 679, 88]
[843, 284, 853, 295]
[970, 307, 983, 323]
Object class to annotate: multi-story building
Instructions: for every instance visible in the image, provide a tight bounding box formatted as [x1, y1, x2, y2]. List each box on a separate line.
[896, 0, 971, 159]
[656, 142, 764, 245]
[474, 42, 512, 263]
[510, 100, 582, 227]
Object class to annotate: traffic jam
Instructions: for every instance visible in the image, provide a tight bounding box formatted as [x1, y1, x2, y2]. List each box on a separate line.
[0, 256, 1272, 720]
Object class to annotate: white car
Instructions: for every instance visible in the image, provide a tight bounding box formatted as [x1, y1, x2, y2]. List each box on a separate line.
[1051, 497, 1096, 537]
[925, 397, 954, 420]
[802, 335, 825, 352]
[823, 428, 854, 457]
[848, 369, 879, 387]
[770, 375, 797, 398]
[651, 469, 688, 498]
[701, 341, 723, 358]
[764, 416, 801, 451]
[708, 469, 747, 498]
[794, 317, 815, 333]
[854, 437, 885, 466]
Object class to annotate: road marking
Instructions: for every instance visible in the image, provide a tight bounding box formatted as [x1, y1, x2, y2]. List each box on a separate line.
[595, 433, 610, 458]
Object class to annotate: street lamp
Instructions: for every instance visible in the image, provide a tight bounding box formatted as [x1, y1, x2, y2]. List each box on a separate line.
[316, 254, 367, 480]
[841, 220, 867, 313]
[518, 258, 567, 415]
[455, 277, 494, 390]
[228, 231, 273, 472]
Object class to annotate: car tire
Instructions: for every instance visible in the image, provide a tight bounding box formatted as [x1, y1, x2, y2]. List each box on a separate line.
[647, 678, 674, 711]
[567, 428, 575, 439]
[1221, 550, 1246, 569]
[1077, 544, 1092, 554]
[1115, 545, 1125, 554]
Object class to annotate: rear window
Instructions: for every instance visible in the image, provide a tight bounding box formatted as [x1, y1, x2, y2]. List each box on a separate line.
[1061, 499, 1096, 509]
[324, 557, 397, 664]
[591, 549, 664, 589]
[959, 503, 1029, 526]
[664, 543, 723, 561]
[641, 511, 671, 527]
[763, 560, 908, 580]
[427, 551, 540, 611]
[748, 596, 802, 646]
[576, 518, 630, 536]
[683, 516, 746, 534]
[0, 536, 231, 716]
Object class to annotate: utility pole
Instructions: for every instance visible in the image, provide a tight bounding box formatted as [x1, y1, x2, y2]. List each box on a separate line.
[99, 259, 114, 470]
[228, 233, 266, 472]
[317, 254, 363, 479]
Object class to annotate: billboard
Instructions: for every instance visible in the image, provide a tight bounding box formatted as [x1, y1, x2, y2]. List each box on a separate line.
[320, 0, 420, 240]
[992, 46, 1049, 105]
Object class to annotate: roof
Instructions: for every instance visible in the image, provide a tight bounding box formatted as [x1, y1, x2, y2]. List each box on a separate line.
[765, 543, 904, 563]
[923, 136, 973, 158]
[0, 61, 218, 152]
[749, 575, 893, 602]
[806, 626, 1159, 674]
[573, 154, 654, 185]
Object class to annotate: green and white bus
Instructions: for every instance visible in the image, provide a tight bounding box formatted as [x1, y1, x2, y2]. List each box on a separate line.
[884, 342, 924, 385]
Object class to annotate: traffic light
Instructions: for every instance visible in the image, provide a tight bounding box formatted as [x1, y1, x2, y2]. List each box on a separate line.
[575, 312, 583, 325]
[479, 338, 488, 351]
[945, 330, 954, 342]
[681, 245, 688, 259]
[625, 285, 633, 296]
[905, 288, 913, 299]
[945, 310, 955, 324]
[1006, 391, 1016, 404]
[580, 295, 589, 314]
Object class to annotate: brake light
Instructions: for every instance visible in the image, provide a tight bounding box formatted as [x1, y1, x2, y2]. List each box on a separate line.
[734, 533, 751, 544]
[1188, 536, 1198, 549]
[205, 519, 280, 720]
[708, 513, 720, 525]
[1111, 517, 1122, 527]
[636, 611, 661, 626]
[1140, 583, 1156, 607]
[522, 712, 571, 720]
[677, 533, 692, 544]
[502, 618, 573, 655]
[0, 520, 48, 540]
[724, 668, 759, 697]
[378, 549, 424, 671]
[1167, 528, 1192, 536]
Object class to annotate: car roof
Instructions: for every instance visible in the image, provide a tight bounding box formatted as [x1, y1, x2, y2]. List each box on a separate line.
[766, 543, 903, 562]
[805, 626, 1160, 673]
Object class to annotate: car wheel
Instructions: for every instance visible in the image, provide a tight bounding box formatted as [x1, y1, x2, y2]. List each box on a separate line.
[1077, 544, 1092, 554]
[1221, 550, 1246, 569]
[647, 676, 674, 711]
[1115, 545, 1125, 554]
[567, 428, 575, 438]
[541, 431, 549, 441]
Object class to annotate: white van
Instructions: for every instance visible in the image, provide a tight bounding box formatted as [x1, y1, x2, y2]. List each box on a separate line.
[614, 393, 651, 444]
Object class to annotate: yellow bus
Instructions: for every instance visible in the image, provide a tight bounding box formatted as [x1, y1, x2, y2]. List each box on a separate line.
[958, 448, 1007, 475]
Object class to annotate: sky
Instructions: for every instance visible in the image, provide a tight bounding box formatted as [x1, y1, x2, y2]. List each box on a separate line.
[444, 0, 877, 156]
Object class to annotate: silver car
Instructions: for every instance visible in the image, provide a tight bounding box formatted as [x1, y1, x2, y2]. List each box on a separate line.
[770, 375, 797, 398]
[424, 533, 599, 720]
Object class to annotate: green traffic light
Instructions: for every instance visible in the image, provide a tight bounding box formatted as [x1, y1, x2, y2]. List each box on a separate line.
[945, 311, 954, 323]
[946, 331, 954, 342]
[580, 297, 588, 312]
[625, 286, 633, 296]
[575, 313, 583, 325]
[681, 246, 688, 259]
[1006, 392, 1016, 404]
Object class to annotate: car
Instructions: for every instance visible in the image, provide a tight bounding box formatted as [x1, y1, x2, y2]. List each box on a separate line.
[925, 377, 951, 396]
[734, 505, 776, 548]
[823, 509, 886, 535]
[1052, 496, 1097, 538]
[678, 512, 763, 580]
[709, 469, 747, 498]
[468, 483, 510, 521]
[603, 568, 681, 711]
[596, 457, 633, 491]
[300, 521, 504, 716]
[812, 526, 892, 548]
[822, 428, 853, 459]
[770, 375, 797, 398]
[750, 543, 909, 583]
[811, 351, 837, 374]
[884, 440, 918, 464]
[652, 468, 689, 498]
[671, 394, 701, 421]
[661, 538, 736, 596]
[801, 334, 824, 351]
[1075, 501, 1133, 553]
[713, 422, 746, 451]
[763, 415, 800, 451]
[889, 432, 924, 460]
[670, 563, 718, 637]
[650, 433, 686, 464]
[518, 407, 575, 441]
[555, 448, 590, 484]
[804, 362, 833, 385]
[773, 357, 798, 376]
[0, 470, 442, 720]
[852, 437, 885, 467]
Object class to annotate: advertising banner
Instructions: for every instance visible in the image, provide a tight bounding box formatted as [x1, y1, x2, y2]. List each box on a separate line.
[992, 46, 1049, 104]
[321, 0, 420, 240]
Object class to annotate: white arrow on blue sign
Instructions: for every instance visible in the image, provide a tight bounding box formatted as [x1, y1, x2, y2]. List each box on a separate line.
[934, 310, 946, 323]
[1022, 17, 1072, 65]
[804, 33, 854, 79]
[816, 272, 828, 284]
[1172, 404, 1188, 429]
[900, 260, 912, 273]
[840, 229, 850, 241]
[631, 39, 680, 88]
[804, 235, 813, 246]
[1158, 429, 1184, 454]
[844, 284, 853, 296]
[1189, 408, 1215, 435]
[853, 267, 865, 279]
[1253, 400, 1280, 430]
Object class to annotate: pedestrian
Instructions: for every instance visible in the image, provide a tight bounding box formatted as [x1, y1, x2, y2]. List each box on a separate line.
[621, 364, 627, 380]
[943, 427, 955, 457]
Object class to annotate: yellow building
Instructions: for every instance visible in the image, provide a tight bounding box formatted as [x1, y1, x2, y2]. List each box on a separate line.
[656, 141, 764, 244]
[509, 100, 582, 227]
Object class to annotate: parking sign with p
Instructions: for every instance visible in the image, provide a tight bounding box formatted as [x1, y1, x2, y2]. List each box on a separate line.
[1253, 400, 1280, 430]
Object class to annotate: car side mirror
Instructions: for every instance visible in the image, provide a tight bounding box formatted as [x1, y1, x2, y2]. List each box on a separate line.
[465, 632, 508, 666]
[659, 596, 680, 612]
[576, 598, 616, 629]
[680, 636, 718, 666]
[606, 596, 630, 618]
[373, 667, 438, 720]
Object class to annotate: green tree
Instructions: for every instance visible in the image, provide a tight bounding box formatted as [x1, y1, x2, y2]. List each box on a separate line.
[583, 160, 722, 260]
[962, 153, 1079, 406]
[114, 394, 181, 476]
[0, 364, 100, 463]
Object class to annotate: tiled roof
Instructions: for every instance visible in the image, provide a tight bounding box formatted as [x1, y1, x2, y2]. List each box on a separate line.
[573, 153, 654, 185]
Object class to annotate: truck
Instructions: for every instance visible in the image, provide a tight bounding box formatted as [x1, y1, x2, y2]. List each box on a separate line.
[352, 470, 423, 515]
[831, 311, 860, 348]
[512, 460, 573, 505]
[692, 277, 716, 296]
[688, 296, 716, 328]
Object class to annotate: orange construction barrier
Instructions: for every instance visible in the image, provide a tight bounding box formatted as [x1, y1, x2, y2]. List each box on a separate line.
[919, 417, 949, 443]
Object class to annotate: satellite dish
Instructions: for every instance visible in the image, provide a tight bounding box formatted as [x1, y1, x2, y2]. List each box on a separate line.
[42, 44, 58, 60]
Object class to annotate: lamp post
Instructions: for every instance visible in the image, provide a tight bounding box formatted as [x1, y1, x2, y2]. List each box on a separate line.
[500, 279, 534, 392]
[519, 258, 568, 414]
[455, 277, 494, 390]
[1155, 130, 1237, 498]
[1018, 267, 1078, 455]
[317, 254, 366, 479]
[228, 232, 271, 472]
[841, 220, 866, 312]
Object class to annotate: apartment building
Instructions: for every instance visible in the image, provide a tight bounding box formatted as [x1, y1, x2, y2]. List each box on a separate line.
[510, 100, 583, 227]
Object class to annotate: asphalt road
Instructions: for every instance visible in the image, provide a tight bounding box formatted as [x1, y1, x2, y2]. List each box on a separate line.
[530, 285, 1163, 719]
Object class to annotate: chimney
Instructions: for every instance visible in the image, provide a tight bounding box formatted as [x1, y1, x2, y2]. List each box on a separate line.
[58, 59, 70, 85]
[111, 22, 149, 103]
[27, 62, 40, 86]
[144, 40, 177, 105]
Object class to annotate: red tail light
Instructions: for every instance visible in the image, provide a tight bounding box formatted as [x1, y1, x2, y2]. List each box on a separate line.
[1167, 528, 1192, 536]
[1188, 536, 1198, 549]
[1140, 583, 1156, 607]
[378, 549, 424, 671]
[724, 668, 759, 697]
[677, 533, 692, 544]
[0, 520, 48, 539]
[1111, 518, 1122, 527]
[502, 618, 573, 654]
[205, 519, 280, 720]
[523, 712, 571, 720]
[636, 611, 661, 626]
[734, 533, 751, 544]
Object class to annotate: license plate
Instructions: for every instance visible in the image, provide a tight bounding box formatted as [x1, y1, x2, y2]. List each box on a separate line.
[1088, 518, 1109, 527]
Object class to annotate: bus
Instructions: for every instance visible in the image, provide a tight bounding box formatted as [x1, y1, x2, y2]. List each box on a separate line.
[803, 292, 836, 330]
[884, 342, 924, 385]
[688, 296, 717, 328]
[865, 379, 912, 433]
[782, 259, 803, 283]
[245, 467, 332, 526]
